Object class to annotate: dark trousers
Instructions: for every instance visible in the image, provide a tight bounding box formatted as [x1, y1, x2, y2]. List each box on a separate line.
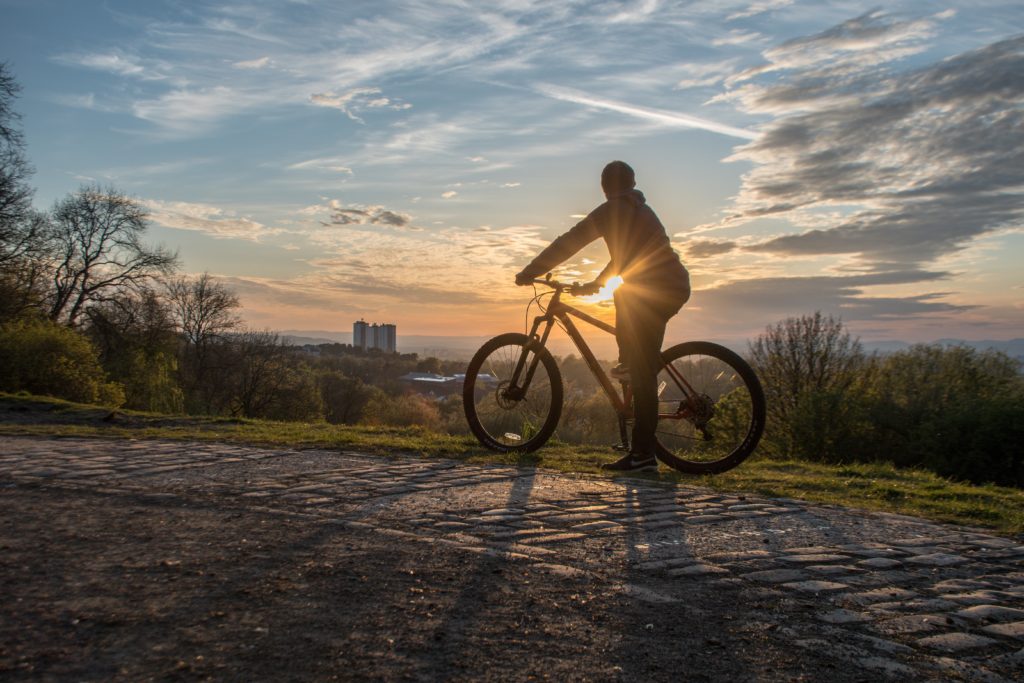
[614, 286, 687, 454]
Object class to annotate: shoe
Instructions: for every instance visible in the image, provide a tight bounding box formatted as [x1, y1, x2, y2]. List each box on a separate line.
[601, 452, 658, 472]
[609, 363, 631, 381]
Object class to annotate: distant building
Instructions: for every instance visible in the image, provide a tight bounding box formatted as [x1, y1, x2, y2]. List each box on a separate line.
[353, 320, 368, 349]
[353, 319, 397, 353]
[400, 371, 498, 398]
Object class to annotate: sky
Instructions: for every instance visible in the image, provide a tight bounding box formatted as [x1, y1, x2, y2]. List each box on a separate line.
[2, 0, 1023, 350]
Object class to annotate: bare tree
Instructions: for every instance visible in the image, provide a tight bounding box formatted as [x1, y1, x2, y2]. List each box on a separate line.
[166, 272, 241, 348]
[47, 185, 178, 325]
[749, 311, 867, 459]
[0, 63, 37, 265]
[166, 272, 241, 413]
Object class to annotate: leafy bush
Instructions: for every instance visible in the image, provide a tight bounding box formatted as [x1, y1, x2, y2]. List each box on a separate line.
[362, 392, 442, 431]
[320, 372, 382, 424]
[0, 318, 124, 406]
[866, 345, 1023, 486]
[747, 314, 1023, 487]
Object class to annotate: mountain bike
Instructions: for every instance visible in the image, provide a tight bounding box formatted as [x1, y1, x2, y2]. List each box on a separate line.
[462, 277, 765, 474]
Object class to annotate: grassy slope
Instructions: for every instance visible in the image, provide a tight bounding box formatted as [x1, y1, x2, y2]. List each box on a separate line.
[2, 392, 1021, 535]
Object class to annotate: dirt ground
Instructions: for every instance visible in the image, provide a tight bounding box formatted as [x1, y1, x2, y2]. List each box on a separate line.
[1, 435, 1021, 681]
[3, 486, 828, 682]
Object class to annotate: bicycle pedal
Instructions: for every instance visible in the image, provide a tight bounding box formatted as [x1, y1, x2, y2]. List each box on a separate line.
[611, 442, 630, 452]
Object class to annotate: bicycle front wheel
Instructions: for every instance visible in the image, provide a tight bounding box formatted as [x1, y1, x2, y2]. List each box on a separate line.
[654, 341, 765, 474]
[463, 333, 563, 453]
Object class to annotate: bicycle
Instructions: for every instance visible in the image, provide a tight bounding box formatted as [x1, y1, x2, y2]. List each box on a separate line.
[462, 276, 765, 474]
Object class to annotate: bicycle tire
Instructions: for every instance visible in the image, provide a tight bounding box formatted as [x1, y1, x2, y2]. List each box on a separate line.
[653, 341, 765, 474]
[463, 333, 563, 453]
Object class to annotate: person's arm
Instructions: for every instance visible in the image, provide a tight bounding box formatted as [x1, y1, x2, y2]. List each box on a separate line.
[516, 209, 602, 282]
[593, 259, 617, 286]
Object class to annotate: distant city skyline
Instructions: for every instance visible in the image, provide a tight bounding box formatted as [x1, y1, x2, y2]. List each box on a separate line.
[2, 0, 1022, 346]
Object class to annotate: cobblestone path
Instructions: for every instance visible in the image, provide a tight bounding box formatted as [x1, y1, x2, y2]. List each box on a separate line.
[2, 436, 1022, 681]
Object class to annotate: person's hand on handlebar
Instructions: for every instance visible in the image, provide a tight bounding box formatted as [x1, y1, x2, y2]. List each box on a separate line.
[570, 281, 601, 296]
[514, 271, 535, 286]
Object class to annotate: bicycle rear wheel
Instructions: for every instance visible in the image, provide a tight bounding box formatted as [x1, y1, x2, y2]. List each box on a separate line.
[463, 333, 563, 452]
[654, 341, 765, 474]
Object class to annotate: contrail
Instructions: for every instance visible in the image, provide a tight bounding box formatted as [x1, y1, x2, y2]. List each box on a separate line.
[536, 84, 757, 140]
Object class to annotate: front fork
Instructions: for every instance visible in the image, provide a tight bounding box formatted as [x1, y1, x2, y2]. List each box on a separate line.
[506, 316, 557, 399]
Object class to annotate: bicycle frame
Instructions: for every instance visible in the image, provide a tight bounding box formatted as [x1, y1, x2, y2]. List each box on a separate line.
[525, 287, 628, 414]
[511, 283, 705, 429]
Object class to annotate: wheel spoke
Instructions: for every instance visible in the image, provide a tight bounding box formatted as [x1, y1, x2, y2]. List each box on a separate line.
[464, 336, 562, 452]
[653, 342, 764, 473]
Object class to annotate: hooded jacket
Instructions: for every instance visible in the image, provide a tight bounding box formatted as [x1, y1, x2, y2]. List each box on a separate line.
[520, 189, 690, 296]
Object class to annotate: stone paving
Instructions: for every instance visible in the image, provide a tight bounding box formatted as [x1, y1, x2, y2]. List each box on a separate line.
[2, 435, 1022, 681]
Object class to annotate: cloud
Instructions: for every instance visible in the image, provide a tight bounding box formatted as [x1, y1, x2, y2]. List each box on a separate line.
[221, 275, 351, 310]
[710, 15, 1024, 272]
[233, 56, 271, 69]
[441, 190, 458, 199]
[287, 157, 354, 174]
[132, 87, 263, 134]
[607, 0, 661, 24]
[712, 30, 766, 47]
[309, 87, 411, 123]
[535, 84, 757, 140]
[55, 51, 168, 80]
[143, 199, 282, 241]
[303, 218, 551, 303]
[674, 58, 742, 89]
[690, 270, 973, 336]
[727, 0, 794, 22]
[724, 9, 940, 87]
[685, 239, 738, 259]
[309, 200, 416, 230]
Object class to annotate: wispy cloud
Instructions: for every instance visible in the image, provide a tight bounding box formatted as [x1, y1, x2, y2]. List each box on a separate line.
[727, 0, 795, 22]
[713, 14, 1024, 272]
[54, 50, 169, 80]
[724, 9, 941, 87]
[534, 84, 757, 140]
[143, 199, 283, 241]
[712, 30, 766, 47]
[309, 87, 411, 123]
[233, 56, 271, 69]
[607, 0, 661, 24]
[287, 157, 354, 174]
[674, 58, 743, 89]
[296, 217, 552, 311]
[131, 87, 265, 135]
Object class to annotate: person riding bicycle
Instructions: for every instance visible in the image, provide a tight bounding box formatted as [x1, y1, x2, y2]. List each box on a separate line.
[515, 161, 691, 472]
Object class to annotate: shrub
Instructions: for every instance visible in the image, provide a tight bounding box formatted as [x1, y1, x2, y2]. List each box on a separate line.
[362, 392, 442, 431]
[320, 372, 381, 424]
[866, 345, 1023, 486]
[0, 318, 124, 406]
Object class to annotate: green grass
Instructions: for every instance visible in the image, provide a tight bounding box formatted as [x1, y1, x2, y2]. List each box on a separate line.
[2, 392, 1022, 535]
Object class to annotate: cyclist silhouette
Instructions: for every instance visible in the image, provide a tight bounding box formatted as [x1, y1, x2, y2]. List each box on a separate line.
[515, 161, 690, 471]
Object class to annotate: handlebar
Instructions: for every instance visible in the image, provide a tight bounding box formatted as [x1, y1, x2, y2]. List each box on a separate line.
[523, 276, 595, 296]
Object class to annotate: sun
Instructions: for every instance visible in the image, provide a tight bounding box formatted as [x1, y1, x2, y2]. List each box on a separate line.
[581, 275, 623, 303]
